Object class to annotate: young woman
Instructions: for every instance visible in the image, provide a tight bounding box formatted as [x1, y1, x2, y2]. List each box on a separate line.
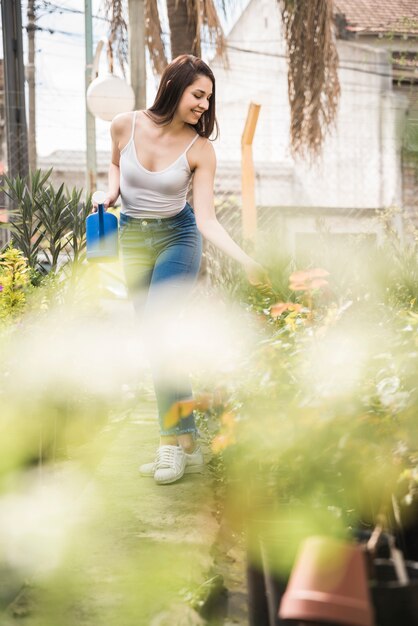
[100, 54, 270, 485]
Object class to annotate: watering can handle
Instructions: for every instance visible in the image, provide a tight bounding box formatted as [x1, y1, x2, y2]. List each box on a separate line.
[91, 191, 107, 238]
[98, 203, 105, 237]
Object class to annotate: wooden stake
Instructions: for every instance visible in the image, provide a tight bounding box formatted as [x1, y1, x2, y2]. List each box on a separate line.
[241, 103, 261, 242]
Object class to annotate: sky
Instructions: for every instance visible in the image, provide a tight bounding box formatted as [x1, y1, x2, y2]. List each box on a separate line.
[1, 0, 250, 157]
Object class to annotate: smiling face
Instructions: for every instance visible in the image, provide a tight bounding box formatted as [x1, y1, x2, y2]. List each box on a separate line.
[176, 74, 214, 125]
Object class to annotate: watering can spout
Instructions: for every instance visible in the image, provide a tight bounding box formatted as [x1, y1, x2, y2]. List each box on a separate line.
[86, 190, 119, 262]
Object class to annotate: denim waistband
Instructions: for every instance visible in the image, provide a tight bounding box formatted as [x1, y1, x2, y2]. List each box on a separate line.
[119, 203, 194, 231]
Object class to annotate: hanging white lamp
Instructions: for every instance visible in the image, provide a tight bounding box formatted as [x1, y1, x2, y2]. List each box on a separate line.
[86, 37, 135, 121]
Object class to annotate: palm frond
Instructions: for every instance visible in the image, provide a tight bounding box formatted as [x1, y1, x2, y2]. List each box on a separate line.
[145, 0, 169, 74]
[186, 0, 228, 66]
[103, 0, 128, 75]
[280, 0, 340, 159]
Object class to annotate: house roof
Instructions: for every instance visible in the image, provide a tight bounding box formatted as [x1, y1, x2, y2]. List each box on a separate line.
[334, 0, 418, 35]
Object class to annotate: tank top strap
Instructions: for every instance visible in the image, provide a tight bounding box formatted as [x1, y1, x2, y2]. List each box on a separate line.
[130, 111, 137, 142]
[183, 133, 199, 154]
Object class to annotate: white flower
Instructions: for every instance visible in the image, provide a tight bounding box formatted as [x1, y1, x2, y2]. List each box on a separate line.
[376, 376, 400, 397]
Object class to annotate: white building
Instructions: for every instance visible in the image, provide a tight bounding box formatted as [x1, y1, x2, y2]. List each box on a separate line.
[210, 0, 417, 251]
[38, 0, 418, 253]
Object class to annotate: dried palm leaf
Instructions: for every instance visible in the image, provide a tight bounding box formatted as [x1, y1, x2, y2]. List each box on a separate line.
[103, 0, 128, 75]
[184, 0, 229, 66]
[280, 0, 340, 159]
[145, 0, 169, 75]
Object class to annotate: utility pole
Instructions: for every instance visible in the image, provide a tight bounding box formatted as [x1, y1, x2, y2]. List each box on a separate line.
[27, 0, 37, 172]
[1, 0, 29, 180]
[84, 0, 97, 192]
[128, 0, 146, 109]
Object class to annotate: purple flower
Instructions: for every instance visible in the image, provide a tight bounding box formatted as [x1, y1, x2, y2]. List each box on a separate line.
[0, 285, 3, 292]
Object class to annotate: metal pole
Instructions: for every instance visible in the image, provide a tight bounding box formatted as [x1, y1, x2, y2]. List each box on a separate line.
[84, 0, 97, 192]
[1, 0, 29, 181]
[27, 0, 37, 172]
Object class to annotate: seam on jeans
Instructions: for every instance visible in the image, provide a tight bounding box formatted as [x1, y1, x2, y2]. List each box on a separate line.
[176, 428, 198, 435]
[188, 229, 202, 275]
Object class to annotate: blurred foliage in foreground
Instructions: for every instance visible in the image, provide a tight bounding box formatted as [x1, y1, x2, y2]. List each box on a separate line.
[203, 206, 418, 574]
[1, 193, 418, 622]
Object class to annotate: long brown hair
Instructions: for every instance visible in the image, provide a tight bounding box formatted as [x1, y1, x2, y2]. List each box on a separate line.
[146, 55, 218, 140]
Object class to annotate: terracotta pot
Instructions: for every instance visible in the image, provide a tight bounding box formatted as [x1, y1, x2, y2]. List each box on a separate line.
[278, 536, 374, 626]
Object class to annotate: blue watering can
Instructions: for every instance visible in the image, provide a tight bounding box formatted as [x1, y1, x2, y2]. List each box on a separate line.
[86, 190, 119, 261]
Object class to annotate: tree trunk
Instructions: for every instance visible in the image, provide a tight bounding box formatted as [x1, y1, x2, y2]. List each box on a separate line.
[128, 0, 146, 109]
[166, 0, 197, 60]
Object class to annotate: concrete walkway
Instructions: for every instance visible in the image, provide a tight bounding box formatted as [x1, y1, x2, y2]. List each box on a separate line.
[4, 397, 221, 626]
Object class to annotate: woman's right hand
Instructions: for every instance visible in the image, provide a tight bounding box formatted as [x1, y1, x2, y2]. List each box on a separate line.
[91, 192, 118, 213]
[244, 259, 272, 293]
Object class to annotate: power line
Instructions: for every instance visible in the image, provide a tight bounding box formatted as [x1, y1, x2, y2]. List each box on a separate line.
[27, 23, 84, 37]
[36, 0, 108, 22]
[221, 42, 409, 80]
[30, 31, 410, 82]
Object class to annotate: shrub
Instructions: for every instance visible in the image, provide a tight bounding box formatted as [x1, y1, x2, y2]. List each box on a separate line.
[1, 169, 92, 279]
[0, 245, 31, 320]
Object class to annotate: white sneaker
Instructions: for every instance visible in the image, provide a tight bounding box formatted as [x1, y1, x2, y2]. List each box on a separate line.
[153, 445, 186, 485]
[139, 445, 204, 478]
[184, 446, 205, 473]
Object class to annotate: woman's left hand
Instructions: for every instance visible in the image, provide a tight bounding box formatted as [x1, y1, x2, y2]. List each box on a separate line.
[244, 259, 272, 293]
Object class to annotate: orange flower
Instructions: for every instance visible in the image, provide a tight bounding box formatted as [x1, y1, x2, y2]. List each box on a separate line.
[289, 267, 330, 292]
[306, 268, 329, 279]
[221, 411, 236, 428]
[309, 278, 329, 290]
[289, 270, 311, 283]
[289, 281, 309, 291]
[212, 432, 235, 453]
[270, 302, 302, 318]
[163, 398, 196, 429]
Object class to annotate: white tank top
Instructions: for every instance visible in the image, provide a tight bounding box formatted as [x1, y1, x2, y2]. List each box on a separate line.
[119, 111, 199, 218]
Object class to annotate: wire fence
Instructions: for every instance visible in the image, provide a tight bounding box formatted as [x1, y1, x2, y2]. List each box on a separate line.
[1, 3, 418, 257]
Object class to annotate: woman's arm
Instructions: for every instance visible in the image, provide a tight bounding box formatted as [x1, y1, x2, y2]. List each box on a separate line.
[104, 116, 124, 208]
[93, 113, 131, 210]
[192, 140, 270, 287]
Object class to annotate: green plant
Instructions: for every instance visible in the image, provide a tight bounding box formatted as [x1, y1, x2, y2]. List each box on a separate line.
[204, 218, 418, 575]
[1, 169, 91, 277]
[1, 169, 51, 271]
[67, 188, 92, 264]
[36, 182, 73, 272]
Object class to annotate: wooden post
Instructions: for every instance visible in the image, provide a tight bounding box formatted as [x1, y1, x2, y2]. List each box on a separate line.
[241, 102, 261, 242]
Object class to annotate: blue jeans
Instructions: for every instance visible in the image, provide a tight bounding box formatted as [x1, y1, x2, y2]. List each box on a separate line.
[119, 202, 202, 437]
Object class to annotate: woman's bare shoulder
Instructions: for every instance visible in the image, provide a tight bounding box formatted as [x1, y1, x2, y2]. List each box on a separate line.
[110, 111, 134, 137]
[194, 136, 215, 154]
[195, 137, 216, 161]
[189, 136, 216, 173]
